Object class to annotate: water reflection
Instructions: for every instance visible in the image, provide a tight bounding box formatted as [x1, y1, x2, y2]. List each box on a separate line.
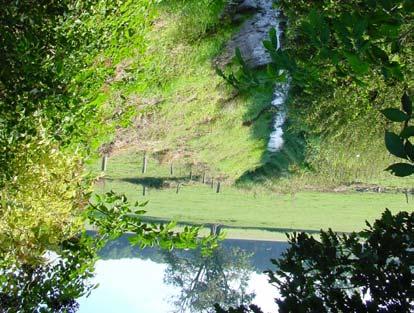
[78, 236, 289, 313]
[162, 247, 254, 312]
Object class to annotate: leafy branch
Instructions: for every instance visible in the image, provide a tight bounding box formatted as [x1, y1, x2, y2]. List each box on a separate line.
[87, 191, 222, 255]
[381, 90, 414, 176]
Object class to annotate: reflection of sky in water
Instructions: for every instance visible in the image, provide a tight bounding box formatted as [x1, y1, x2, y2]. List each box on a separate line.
[78, 259, 174, 313]
[78, 258, 279, 313]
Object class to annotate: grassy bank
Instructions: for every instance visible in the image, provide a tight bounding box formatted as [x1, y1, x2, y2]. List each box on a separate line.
[86, 0, 274, 180]
[80, 0, 414, 190]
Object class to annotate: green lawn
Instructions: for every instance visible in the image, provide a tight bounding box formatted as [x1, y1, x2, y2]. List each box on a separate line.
[90, 150, 413, 240]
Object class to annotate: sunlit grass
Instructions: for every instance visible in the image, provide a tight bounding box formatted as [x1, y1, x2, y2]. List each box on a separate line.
[90, 151, 413, 238]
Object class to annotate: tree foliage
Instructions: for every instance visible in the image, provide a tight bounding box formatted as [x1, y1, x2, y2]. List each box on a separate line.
[269, 210, 414, 312]
[0, 0, 170, 265]
[382, 91, 414, 176]
[0, 234, 96, 313]
[0, 133, 86, 265]
[217, 209, 414, 313]
[276, 0, 413, 181]
[87, 191, 221, 254]
[275, 0, 413, 88]
[163, 246, 254, 312]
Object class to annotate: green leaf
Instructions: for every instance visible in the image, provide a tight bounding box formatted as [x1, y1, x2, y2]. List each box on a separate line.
[385, 61, 404, 81]
[385, 131, 406, 158]
[235, 48, 243, 63]
[391, 40, 400, 54]
[345, 52, 369, 75]
[405, 140, 414, 162]
[385, 163, 414, 177]
[402, 91, 412, 116]
[138, 200, 149, 207]
[263, 40, 275, 52]
[269, 27, 278, 48]
[403, 0, 414, 12]
[380, 108, 408, 122]
[371, 45, 389, 63]
[400, 126, 414, 138]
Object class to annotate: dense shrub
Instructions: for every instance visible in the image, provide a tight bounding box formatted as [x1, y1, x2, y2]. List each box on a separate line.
[216, 209, 414, 313]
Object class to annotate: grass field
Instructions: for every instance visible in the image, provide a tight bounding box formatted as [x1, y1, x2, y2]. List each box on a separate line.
[90, 150, 413, 240]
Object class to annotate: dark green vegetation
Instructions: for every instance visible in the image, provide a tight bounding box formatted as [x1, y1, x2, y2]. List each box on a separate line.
[0, 235, 96, 312]
[218, 210, 414, 313]
[277, 0, 414, 186]
[1, 0, 414, 311]
[268, 212, 414, 311]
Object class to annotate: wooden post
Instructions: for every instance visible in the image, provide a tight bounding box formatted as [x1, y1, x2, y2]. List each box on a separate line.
[143, 185, 146, 196]
[216, 181, 221, 193]
[142, 152, 147, 174]
[210, 224, 222, 235]
[211, 178, 214, 189]
[202, 172, 206, 184]
[176, 183, 181, 194]
[405, 189, 409, 204]
[189, 167, 193, 180]
[170, 163, 174, 176]
[101, 155, 108, 172]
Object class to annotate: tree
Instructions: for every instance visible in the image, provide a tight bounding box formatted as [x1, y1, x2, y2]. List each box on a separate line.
[163, 246, 255, 313]
[270, 209, 414, 312]
[216, 209, 414, 313]
[0, 234, 96, 313]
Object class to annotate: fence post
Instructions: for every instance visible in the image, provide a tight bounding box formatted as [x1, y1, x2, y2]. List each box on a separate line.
[202, 172, 206, 184]
[211, 178, 214, 189]
[142, 152, 147, 174]
[216, 181, 221, 193]
[176, 183, 181, 194]
[143, 185, 147, 196]
[101, 155, 108, 172]
[189, 167, 193, 181]
[170, 163, 174, 176]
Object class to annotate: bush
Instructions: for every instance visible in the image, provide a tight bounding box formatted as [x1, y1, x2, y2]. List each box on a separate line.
[216, 209, 414, 313]
[0, 131, 86, 265]
[270, 209, 414, 312]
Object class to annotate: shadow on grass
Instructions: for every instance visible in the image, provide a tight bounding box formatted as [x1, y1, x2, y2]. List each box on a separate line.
[139, 216, 334, 236]
[236, 80, 308, 185]
[120, 176, 200, 189]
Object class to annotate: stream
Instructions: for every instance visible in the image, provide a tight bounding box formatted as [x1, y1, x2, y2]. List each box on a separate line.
[266, 6, 289, 153]
[217, 0, 290, 153]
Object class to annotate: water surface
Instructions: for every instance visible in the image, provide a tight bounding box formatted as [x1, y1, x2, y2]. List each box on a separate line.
[78, 236, 288, 313]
